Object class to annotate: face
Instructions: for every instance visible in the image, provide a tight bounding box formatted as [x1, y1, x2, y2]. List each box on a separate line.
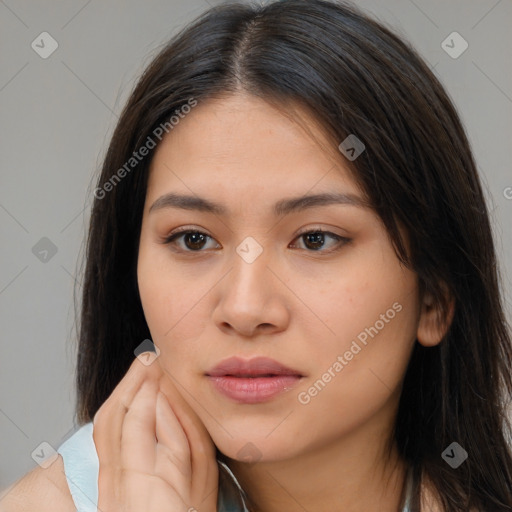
[137, 92, 423, 463]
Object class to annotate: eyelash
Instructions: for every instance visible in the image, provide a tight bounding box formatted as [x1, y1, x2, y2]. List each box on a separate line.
[161, 226, 351, 254]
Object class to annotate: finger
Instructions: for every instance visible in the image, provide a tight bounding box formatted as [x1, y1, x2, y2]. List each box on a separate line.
[121, 378, 159, 473]
[93, 354, 161, 468]
[157, 368, 214, 450]
[94, 354, 161, 510]
[157, 370, 218, 505]
[155, 391, 192, 487]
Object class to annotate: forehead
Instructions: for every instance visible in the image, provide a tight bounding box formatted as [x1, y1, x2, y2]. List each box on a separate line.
[146, 93, 364, 207]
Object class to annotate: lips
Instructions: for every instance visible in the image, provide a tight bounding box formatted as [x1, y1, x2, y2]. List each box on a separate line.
[205, 356, 303, 378]
[205, 357, 305, 403]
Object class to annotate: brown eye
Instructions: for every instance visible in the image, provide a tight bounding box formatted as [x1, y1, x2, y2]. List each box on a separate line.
[162, 228, 350, 254]
[181, 232, 208, 250]
[303, 232, 326, 250]
[163, 230, 219, 252]
[290, 230, 350, 253]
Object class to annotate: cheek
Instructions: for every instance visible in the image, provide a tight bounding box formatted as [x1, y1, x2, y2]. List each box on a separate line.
[137, 246, 212, 375]
[299, 257, 416, 352]
[137, 245, 184, 344]
[293, 254, 419, 414]
[291, 306, 418, 450]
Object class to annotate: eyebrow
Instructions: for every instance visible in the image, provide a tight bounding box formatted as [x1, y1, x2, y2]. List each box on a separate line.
[148, 191, 371, 216]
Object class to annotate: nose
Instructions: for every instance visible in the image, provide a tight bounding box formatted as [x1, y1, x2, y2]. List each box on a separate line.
[212, 241, 291, 338]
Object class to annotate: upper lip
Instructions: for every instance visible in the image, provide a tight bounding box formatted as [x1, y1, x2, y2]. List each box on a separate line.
[206, 356, 303, 377]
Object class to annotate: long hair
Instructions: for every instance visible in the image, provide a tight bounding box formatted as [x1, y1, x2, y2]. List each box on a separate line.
[74, 1, 512, 509]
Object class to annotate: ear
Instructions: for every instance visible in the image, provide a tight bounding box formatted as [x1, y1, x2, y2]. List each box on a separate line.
[416, 286, 455, 347]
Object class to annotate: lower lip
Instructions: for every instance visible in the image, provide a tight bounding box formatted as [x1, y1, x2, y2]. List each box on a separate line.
[207, 375, 301, 403]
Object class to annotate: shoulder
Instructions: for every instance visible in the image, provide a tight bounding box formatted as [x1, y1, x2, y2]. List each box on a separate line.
[0, 454, 75, 512]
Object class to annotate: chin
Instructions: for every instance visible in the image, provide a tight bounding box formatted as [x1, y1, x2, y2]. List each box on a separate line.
[212, 431, 302, 465]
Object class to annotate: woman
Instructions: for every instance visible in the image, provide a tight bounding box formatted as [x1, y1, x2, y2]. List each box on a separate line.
[2, 0, 511, 510]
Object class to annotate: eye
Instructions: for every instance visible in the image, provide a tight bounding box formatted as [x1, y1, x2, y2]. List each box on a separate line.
[289, 228, 350, 253]
[162, 228, 219, 252]
[161, 227, 350, 253]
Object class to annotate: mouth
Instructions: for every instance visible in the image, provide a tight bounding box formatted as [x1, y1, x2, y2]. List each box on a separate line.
[205, 356, 304, 404]
[205, 356, 303, 378]
[220, 373, 289, 377]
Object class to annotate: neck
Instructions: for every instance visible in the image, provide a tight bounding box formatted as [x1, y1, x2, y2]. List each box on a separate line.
[223, 406, 408, 512]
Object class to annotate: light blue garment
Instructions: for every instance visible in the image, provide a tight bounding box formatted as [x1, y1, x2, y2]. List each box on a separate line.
[57, 422, 412, 511]
[57, 422, 249, 512]
[403, 467, 413, 512]
[57, 423, 98, 512]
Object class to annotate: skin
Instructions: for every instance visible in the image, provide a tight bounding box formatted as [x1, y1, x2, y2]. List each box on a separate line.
[136, 92, 449, 512]
[0, 92, 450, 512]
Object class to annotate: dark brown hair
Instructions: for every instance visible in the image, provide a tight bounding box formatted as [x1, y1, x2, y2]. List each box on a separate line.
[74, 1, 512, 509]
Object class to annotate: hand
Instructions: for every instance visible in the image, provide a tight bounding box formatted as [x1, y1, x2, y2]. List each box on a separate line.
[92, 353, 219, 512]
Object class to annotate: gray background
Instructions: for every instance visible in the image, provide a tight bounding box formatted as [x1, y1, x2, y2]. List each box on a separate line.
[1, 0, 511, 490]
